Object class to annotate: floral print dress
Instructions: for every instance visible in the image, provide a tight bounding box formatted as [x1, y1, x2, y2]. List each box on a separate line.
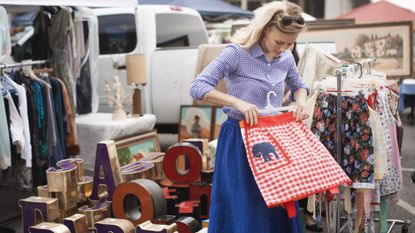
[377, 90, 402, 197]
[311, 92, 375, 189]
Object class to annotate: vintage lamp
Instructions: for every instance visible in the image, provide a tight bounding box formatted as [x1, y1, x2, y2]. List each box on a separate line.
[126, 54, 147, 116]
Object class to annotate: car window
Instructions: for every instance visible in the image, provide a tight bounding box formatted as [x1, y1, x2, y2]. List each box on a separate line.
[98, 14, 137, 54]
[156, 13, 207, 48]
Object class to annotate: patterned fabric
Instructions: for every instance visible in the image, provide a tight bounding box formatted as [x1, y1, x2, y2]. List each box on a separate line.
[189, 43, 309, 120]
[311, 93, 375, 189]
[240, 112, 351, 210]
[368, 107, 387, 180]
[208, 117, 303, 233]
[377, 90, 402, 196]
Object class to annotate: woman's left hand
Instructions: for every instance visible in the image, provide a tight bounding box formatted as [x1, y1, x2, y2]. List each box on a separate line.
[294, 104, 309, 121]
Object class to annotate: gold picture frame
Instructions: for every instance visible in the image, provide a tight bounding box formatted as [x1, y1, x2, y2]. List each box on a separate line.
[115, 131, 161, 166]
[178, 105, 213, 142]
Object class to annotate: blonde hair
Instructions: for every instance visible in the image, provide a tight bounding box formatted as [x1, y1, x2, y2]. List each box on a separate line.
[232, 1, 305, 49]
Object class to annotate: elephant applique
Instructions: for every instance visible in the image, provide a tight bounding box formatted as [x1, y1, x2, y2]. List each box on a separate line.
[252, 142, 280, 163]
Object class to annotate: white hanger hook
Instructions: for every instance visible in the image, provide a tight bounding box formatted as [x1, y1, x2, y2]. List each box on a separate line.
[266, 91, 277, 109]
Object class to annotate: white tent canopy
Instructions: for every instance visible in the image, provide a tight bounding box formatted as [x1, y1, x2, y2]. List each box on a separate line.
[0, 0, 137, 7]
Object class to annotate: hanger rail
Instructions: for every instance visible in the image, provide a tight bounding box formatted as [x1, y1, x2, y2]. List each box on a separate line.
[0, 60, 48, 70]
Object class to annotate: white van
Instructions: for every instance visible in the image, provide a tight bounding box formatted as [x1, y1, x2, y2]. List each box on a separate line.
[93, 5, 209, 133]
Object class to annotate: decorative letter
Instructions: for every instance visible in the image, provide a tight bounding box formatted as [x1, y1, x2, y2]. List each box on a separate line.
[19, 196, 60, 233]
[112, 179, 166, 226]
[95, 218, 135, 233]
[63, 214, 88, 233]
[29, 222, 70, 233]
[163, 143, 202, 184]
[136, 220, 177, 233]
[176, 217, 201, 233]
[189, 183, 211, 219]
[90, 140, 122, 201]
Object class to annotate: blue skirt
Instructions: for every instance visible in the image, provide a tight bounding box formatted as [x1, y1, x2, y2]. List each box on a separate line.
[208, 117, 303, 233]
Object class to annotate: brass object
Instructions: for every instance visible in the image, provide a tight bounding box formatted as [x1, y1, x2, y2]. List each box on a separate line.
[121, 161, 154, 182]
[78, 176, 93, 205]
[95, 218, 135, 233]
[29, 222, 71, 233]
[136, 220, 177, 233]
[101, 140, 123, 186]
[58, 206, 78, 223]
[78, 201, 109, 229]
[57, 158, 85, 182]
[19, 196, 60, 223]
[63, 213, 88, 233]
[201, 219, 209, 228]
[46, 163, 78, 193]
[37, 185, 50, 198]
[51, 190, 79, 211]
[141, 152, 165, 180]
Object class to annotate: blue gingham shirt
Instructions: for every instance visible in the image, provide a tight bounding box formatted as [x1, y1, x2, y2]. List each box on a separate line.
[189, 43, 309, 120]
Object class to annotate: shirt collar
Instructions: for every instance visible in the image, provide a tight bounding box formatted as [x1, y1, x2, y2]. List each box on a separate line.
[251, 43, 265, 58]
[250, 42, 287, 61]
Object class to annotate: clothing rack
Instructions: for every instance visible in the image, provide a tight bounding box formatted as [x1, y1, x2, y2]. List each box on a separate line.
[333, 62, 411, 233]
[0, 60, 48, 70]
[0, 59, 48, 229]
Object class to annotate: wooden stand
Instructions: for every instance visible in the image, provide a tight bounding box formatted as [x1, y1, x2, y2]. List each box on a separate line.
[133, 87, 142, 116]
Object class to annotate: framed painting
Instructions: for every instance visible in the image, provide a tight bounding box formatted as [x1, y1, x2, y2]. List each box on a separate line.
[212, 107, 227, 139]
[115, 131, 161, 166]
[178, 105, 213, 141]
[297, 21, 413, 78]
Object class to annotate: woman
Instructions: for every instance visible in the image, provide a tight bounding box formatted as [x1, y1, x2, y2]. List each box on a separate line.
[190, 2, 309, 233]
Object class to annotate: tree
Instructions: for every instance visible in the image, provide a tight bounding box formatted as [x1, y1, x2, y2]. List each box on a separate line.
[355, 34, 370, 47]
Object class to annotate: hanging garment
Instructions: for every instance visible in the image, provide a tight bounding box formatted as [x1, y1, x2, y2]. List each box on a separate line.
[0, 6, 11, 61]
[49, 7, 76, 113]
[76, 55, 92, 114]
[80, 7, 100, 113]
[32, 10, 52, 60]
[377, 91, 402, 196]
[0, 85, 11, 169]
[50, 78, 66, 159]
[240, 112, 351, 217]
[368, 107, 387, 180]
[4, 91, 25, 153]
[297, 44, 339, 92]
[2, 77, 33, 167]
[38, 78, 58, 164]
[56, 79, 80, 156]
[208, 117, 303, 233]
[311, 92, 375, 189]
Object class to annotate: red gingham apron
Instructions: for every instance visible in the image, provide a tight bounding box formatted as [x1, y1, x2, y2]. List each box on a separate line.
[240, 112, 352, 218]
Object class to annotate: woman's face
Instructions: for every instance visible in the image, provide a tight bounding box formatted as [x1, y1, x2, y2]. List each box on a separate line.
[261, 26, 299, 58]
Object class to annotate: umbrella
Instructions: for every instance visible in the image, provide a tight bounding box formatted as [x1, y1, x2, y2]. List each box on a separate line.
[138, 0, 253, 19]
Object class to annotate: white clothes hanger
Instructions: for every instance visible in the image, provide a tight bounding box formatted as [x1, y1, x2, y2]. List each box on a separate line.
[259, 91, 296, 115]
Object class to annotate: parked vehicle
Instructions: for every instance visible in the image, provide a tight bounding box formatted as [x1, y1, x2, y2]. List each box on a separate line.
[93, 5, 209, 133]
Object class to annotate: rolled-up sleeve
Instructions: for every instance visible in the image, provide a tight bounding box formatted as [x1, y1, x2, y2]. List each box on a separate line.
[189, 45, 240, 100]
[285, 57, 310, 102]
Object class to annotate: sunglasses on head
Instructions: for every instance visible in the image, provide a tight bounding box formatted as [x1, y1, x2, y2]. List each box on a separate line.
[280, 16, 305, 26]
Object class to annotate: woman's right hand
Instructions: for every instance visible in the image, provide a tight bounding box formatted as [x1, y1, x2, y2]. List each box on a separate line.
[234, 99, 259, 126]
